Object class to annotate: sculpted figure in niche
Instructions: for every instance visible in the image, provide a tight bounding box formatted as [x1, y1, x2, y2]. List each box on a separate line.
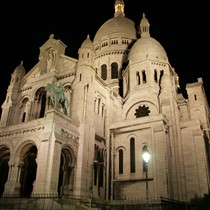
[47, 48, 55, 70]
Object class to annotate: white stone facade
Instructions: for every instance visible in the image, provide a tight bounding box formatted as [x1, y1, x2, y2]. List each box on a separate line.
[0, 0, 209, 204]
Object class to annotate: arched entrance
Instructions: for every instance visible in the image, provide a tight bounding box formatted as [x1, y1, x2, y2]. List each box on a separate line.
[0, 145, 10, 197]
[19, 145, 37, 197]
[57, 147, 75, 196]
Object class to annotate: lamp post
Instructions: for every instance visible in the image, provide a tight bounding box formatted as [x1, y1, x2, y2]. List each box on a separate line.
[142, 145, 151, 210]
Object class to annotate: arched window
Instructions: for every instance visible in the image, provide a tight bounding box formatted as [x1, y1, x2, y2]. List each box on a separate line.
[137, 72, 140, 85]
[154, 69, 158, 82]
[94, 99, 97, 113]
[98, 98, 101, 114]
[159, 70, 164, 85]
[102, 105, 105, 118]
[39, 93, 46, 118]
[34, 87, 47, 119]
[101, 64, 107, 80]
[94, 146, 106, 189]
[111, 62, 118, 79]
[119, 149, 123, 174]
[130, 137, 135, 173]
[142, 70, 146, 83]
[22, 112, 26, 122]
[20, 97, 29, 123]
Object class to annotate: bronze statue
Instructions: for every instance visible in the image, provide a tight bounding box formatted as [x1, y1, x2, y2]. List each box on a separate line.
[46, 83, 69, 115]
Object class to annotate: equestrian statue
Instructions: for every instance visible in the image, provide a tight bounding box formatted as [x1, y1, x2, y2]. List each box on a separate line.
[46, 83, 70, 115]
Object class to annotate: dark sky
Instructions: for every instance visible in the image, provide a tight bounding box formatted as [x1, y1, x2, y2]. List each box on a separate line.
[0, 0, 209, 114]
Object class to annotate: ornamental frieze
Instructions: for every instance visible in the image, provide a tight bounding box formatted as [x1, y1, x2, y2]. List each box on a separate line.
[0, 126, 44, 138]
[61, 128, 79, 147]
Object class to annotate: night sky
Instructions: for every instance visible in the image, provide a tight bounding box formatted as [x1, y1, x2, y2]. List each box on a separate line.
[0, 0, 209, 116]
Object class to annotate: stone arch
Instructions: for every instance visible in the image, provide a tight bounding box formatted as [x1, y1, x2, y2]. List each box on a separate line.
[0, 145, 10, 197]
[116, 146, 126, 152]
[96, 95, 102, 115]
[124, 100, 159, 120]
[32, 86, 49, 119]
[93, 145, 106, 198]
[15, 141, 38, 197]
[19, 96, 30, 123]
[111, 62, 118, 79]
[58, 145, 76, 197]
[101, 64, 107, 80]
[116, 146, 126, 175]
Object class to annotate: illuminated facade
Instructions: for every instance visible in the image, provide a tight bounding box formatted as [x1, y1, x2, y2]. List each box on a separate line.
[0, 0, 209, 204]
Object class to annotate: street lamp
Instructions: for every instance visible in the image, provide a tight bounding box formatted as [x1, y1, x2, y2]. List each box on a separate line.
[142, 145, 151, 209]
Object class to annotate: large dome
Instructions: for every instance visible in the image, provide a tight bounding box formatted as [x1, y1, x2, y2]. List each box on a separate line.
[93, 15, 137, 45]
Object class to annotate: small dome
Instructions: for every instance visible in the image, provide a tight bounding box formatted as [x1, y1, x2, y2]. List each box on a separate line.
[93, 15, 137, 45]
[129, 37, 168, 62]
[129, 13, 168, 63]
[80, 34, 94, 50]
[14, 61, 26, 77]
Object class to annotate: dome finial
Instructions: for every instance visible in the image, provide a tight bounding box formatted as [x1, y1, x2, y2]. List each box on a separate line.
[140, 12, 150, 37]
[49, 34, 54, 39]
[114, 0, 125, 17]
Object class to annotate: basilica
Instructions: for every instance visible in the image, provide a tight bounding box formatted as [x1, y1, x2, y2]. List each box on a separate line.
[0, 0, 209, 205]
